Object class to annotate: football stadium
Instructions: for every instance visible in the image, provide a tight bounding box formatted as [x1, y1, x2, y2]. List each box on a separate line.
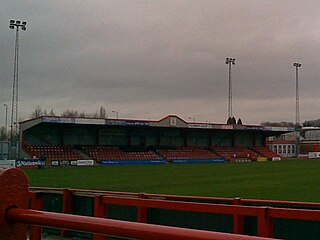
[6, 114, 320, 239]
[2, 2, 320, 239]
[18, 114, 290, 166]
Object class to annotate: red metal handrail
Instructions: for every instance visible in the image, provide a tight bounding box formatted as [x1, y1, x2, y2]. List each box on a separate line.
[29, 186, 320, 208]
[28, 187, 320, 239]
[0, 168, 277, 240]
[7, 207, 274, 240]
[101, 195, 263, 216]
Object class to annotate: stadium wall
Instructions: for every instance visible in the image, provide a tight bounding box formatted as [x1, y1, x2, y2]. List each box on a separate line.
[19, 115, 293, 161]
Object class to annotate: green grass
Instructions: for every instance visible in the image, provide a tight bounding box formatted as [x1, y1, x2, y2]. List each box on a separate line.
[24, 160, 320, 202]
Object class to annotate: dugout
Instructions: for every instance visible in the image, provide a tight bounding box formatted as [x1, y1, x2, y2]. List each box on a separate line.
[19, 115, 293, 157]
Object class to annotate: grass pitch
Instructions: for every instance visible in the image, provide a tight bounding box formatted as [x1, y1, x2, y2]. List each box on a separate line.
[24, 160, 320, 202]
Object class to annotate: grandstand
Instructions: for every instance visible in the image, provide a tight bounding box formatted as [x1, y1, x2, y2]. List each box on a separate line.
[300, 127, 320, 153]
[19, 115, 293, 166]
[83, 146, 161, 162]
[157, 146, 219, 161]
[211, 146, 261, 162]
[252, 146, 282, 160]
[25, 145, 88, 161]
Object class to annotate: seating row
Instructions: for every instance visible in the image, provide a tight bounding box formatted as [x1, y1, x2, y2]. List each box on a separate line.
[157, 148, 219, 160]
[83, 146, 161, 162]
[211, 146, 261, 161]
[253, 146, 282, 160]
[24, 145, 281, 162]
[25, 145, 88, 161]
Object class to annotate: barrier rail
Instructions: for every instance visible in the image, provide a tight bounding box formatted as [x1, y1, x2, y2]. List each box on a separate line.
[0, 168, 274, 240]
[7, 207, 273, 240]
[3, 168, 320, 239]
[29, 188, 320, 239]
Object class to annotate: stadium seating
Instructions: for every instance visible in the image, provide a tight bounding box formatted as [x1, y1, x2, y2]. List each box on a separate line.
[24, 144, 279, 163]
[157, 146, 220, 161]
[83, 146, 162, 162]
[211, 146, 261, 162]
[25, 145, 88, 161]
[252, 146, 282, 160]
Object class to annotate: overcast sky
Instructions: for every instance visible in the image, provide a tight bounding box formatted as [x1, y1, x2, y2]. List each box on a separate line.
[1, 0, 320, 126]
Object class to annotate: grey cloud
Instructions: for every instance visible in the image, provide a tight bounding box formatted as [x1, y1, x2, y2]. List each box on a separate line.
[1, 0, 320, 125]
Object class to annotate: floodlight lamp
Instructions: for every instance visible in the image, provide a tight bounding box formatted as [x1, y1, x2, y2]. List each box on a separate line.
[9, 25, 14, 29]
[21, 26, 26, 31]
[22, 21, 27, 25]
[10, 20, 15, 24]
[16, 20, 21, 25]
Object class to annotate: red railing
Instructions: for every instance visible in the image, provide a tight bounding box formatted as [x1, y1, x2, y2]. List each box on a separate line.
[28, 186, 320, 239]
[3, 168, 320, 239]
[1, 168, 274, 240]
[7, 207, 273, 240]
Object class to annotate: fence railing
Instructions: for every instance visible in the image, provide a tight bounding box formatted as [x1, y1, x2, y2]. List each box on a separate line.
[2, 168, 320, 239]
[29, 187, 320, 239]
[1, 168, 275, 240]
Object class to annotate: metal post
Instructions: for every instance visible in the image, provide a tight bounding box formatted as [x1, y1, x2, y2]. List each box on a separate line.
[3, 104, 8, 135]
[9, 19, 27, 154]
[226, 58, 236, 119]
[0, 168, 29, 240]
[293, 62, 301, 157]
[293, 62, 301, 127]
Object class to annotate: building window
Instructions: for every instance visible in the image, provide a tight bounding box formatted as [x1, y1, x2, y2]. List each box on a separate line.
[292, 145, 296, 153]
[170, 117, 177, 126]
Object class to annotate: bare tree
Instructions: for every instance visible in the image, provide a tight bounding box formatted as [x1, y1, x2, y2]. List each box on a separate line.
[31, 106, 43, 118]
[99, 106, 106, 118]
[62, 109, 79, 117]
[49, 108, 55, 116]
[0, 127, 9, 141]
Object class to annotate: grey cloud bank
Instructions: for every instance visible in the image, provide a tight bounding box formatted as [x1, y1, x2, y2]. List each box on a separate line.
[1, 0, 320, 126]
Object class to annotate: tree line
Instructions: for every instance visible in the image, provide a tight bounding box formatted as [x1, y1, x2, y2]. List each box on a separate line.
[30, 106, 107, 118]
[2, 105, 320, 142]
[0, 106, 108, 141]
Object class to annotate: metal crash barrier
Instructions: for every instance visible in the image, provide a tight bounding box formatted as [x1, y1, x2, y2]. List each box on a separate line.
[0, 168, 274, 240]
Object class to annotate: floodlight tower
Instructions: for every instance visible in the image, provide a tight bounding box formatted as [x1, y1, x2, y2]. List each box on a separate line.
[225, 57, 235, 119]
[9, 19, 27, 148]
[293, 62, 302, 127]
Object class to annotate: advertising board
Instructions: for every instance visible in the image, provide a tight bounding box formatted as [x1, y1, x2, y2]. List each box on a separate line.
[257, 157, 268, 162]
[101, 160, 166, 165]
[16, 159, 45, 168]
[188, 124, 213, 129]
[172, 158, 225, 164]
[77, 160, 94, 166]
[308, 152, 320, 159]
[0, 160, 16, 168]
[271, 157, 281, 161]
[51, 161, 60, 166]
[71, 161, 78, 166]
